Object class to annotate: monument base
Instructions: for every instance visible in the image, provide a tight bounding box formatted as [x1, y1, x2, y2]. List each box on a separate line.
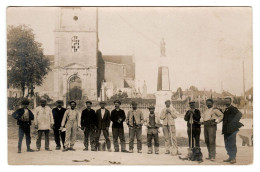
[155, 90, 172, 113]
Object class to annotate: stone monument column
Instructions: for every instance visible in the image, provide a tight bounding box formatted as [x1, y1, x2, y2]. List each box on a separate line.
[155, 38, 172, 113]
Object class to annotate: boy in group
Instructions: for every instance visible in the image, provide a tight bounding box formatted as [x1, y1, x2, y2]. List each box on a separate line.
[144, 105, 162, 154]
[12, 99, 35, 153]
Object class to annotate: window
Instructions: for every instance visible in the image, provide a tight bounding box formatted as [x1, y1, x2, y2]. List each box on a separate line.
[71, 36, 80, 52]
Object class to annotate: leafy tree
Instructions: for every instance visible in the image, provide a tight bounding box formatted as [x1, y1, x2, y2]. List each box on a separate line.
[7, 25, 51, 97]
[189, 85, 199, 92]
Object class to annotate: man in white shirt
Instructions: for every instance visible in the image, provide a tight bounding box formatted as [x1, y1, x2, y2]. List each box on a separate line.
[160, 100, 180, 155]
[35, 99, 54, 151]
[201, 99, 224, 161]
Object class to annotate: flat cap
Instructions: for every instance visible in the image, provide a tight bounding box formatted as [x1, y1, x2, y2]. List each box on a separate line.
[40, 99, 47, 103]
[85, 101, 92, 104]
[206, 99, 214, 103]
[56, 100, 64, 104]
[189, 101, 195, 104]
[131, 101, 137, 105]
[165, 100, 171, 104]
[21, 99, 30, 105]
[114, 100, 121, 105]
[69, 100, 77, 105]
[99, 101, 106, 105]
[148, 105, 155, 109]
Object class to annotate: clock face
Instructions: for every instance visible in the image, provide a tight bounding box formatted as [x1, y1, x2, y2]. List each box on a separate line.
[73, 16, 78, 21]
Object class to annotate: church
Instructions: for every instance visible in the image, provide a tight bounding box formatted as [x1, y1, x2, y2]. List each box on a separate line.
[34, 7, 135, 103]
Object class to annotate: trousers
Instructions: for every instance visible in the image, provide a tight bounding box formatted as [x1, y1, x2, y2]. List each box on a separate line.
[147, 128, 159, 147]
[83, 127, 96, 149]
[96, 129, 111, 149]
[204, 124, 217, 158]
[163, 125, 178, 152]
[36, 130, 50, 149]
[129, 127, 142, 150]
[53, 128, 65, 148]
[187, 127, 201, 148]
[112, 127, 126, 151]
[18, 127, 31, 151]
[224, 131, 238, 160]
[64, 120, 77, 148]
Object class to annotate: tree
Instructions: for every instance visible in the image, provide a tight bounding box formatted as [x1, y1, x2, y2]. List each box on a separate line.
[189, 85, 199, 92]
[7, 25, 51, 97]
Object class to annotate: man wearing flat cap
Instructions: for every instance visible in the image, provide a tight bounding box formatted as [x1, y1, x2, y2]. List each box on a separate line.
[184, 101, 201, 148]
[81, 100, 98, 151]
[126, 101, 144, 153]
[35, 99, 54, 151]
[52, 100, 66, 150]
[144, 105, 162, 154]
[111, 100, 128, 152]
[12, 99, 35, 153]
[95, 101, 112, 152]
[160, 99, 180, 155]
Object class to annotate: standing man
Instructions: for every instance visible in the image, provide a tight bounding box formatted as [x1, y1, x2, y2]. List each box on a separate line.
[81, 101, 98, 151]
[201, 99, 223, 161]
[52, 100, 66, 150]
[184, 101, 201, 148]
[61, 101, 81, 151]
[12, 99, 35, 153]
[222, 97, 243, 164]
[96, 101, 112, 152]
[126, 101, 144, 153]
[144, 105, 162, 154]
[35, 99, 54, 151]
[111, 100, 128, 152]
[160, 100, 179, 155]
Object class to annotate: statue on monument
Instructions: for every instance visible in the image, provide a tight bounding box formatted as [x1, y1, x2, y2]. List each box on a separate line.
[160, 38, 166, 57]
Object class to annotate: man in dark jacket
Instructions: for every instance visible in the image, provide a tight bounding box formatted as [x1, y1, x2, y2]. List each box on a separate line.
[95, 101, 111, 152]
[52, 100, 67, 150]
[12, 99, 34, 153]
[184, 101, 201, 148]
[81, 101, 98, 151]
[222, 97, 244, 164]
[111, 100, 128, 152]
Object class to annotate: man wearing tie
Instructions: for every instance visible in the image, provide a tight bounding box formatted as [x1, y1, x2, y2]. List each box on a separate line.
[95, 101, 112, 152]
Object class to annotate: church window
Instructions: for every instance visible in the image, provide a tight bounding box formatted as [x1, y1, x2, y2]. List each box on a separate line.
[71, 36, 80, 52]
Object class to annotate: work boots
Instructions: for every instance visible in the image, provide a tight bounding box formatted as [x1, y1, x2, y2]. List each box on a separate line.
[155, 147, 159, 154]
[147, 147, 153, 154]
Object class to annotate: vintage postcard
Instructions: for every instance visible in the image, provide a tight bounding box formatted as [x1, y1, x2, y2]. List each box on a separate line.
[7, 6, 253, 165]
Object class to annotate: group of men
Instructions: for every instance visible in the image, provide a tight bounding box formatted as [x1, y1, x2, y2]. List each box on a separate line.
[12, 97, 243, 164]
[184, 97, 243, 164]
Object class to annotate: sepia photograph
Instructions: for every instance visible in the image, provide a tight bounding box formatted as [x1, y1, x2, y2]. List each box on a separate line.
[6, 6, 253, 165]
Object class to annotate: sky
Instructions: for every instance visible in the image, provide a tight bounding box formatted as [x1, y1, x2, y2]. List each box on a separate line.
[6, 7, 253, 95]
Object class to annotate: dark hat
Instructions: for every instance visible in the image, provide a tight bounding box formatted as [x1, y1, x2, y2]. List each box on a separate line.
[131, 101, 137, 105]
[21, 99, 30, 105]
[40, 99, 47, 103]
[189, 101, 195, 104]
[85, 100, 92, 104]
[148, 105, 155, 109]
[114, 100, 121, 105]
[69, 100, 77, 105]
[206, 99, 214, 103]
[165, 100, 171, 104]
[99, 101, 106, 105]
[56, 100, 63, 104]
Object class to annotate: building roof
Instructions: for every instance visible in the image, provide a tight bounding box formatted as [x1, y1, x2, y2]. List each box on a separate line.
[102, 55, 133, 65]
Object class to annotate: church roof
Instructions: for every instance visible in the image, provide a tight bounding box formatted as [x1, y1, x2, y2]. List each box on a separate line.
[102, 55, 133, 65]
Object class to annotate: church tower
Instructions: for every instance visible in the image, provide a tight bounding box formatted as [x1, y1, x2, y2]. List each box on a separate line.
[53, 7, 98, 102]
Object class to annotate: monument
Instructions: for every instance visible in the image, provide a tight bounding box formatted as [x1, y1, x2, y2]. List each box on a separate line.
[155, 38, 173, 113]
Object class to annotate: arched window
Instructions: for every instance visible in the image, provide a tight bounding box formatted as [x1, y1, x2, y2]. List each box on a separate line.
[71, 36, 80, 52]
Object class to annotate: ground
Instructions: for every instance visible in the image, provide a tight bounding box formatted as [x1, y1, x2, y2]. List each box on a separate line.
[8, 112, 253, 165]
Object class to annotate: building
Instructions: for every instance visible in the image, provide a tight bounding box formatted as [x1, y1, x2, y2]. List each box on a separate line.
[34, 7, 135, 102]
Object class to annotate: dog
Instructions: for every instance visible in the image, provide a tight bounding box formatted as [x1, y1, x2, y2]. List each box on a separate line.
[179, 147, 203, 163]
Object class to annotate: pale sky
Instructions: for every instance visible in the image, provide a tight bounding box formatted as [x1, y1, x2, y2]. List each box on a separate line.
[7, 7, 253, 95]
